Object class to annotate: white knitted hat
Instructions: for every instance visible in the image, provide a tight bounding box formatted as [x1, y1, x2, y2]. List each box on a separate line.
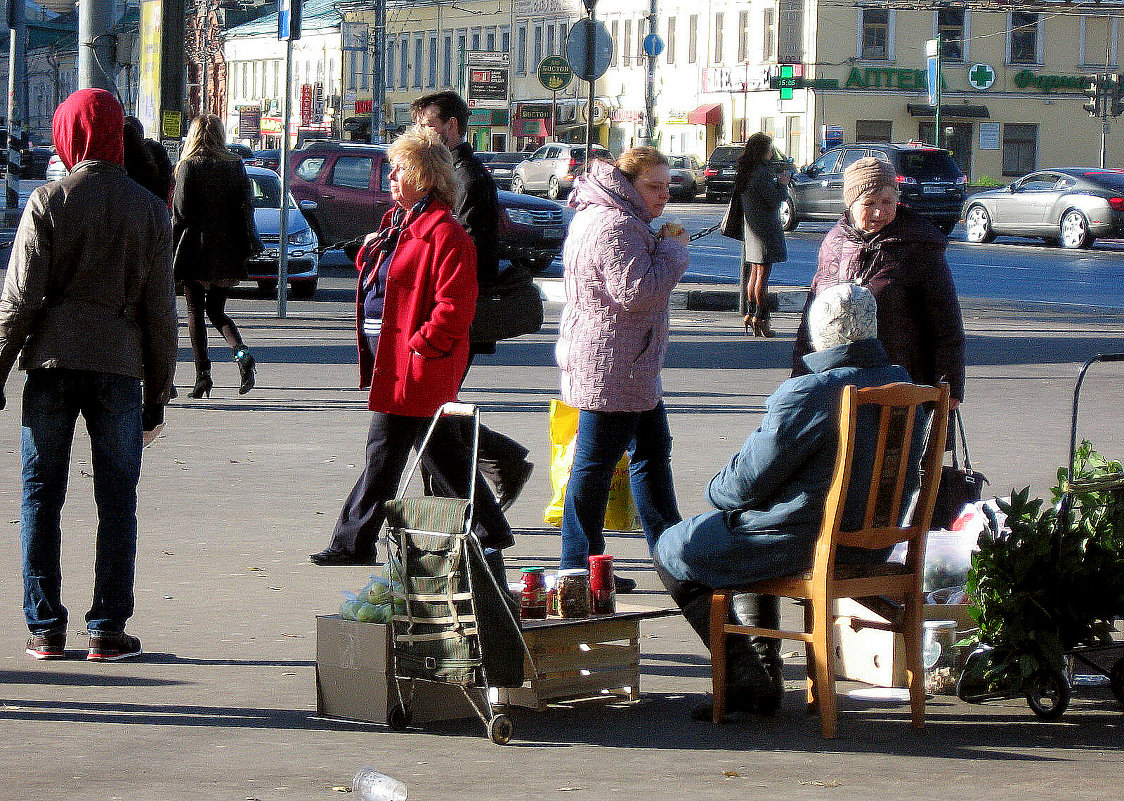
[809, 283, 878, 350]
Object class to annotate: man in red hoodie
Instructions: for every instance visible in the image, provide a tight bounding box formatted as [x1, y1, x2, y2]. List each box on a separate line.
[0, 89, 178, 662]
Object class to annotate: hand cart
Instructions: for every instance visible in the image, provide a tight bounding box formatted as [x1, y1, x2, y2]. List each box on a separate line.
[957, 352, 1124, 719]
[381, 402, 536, 744]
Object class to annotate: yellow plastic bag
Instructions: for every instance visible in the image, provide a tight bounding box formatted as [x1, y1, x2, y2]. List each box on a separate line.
[543, 399, 640, 531]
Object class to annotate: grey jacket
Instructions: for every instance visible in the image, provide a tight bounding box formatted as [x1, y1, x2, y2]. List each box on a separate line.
[0, 160, 178, 426]
[739, 163, 788, 265]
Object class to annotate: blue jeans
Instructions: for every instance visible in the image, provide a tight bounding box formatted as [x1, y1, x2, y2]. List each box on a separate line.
[21, 370, 143, 635]
[559, 402, 681, 569]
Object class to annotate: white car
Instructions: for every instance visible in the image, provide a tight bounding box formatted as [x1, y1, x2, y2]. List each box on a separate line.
[244, 165, 320, 298]
[45, 153, 68, 182]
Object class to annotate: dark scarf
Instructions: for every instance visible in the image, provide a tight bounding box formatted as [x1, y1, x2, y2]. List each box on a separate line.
[360, 193, 434, 297]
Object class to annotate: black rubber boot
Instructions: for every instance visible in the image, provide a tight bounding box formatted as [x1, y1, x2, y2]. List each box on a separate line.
[735, 592, 784, 715]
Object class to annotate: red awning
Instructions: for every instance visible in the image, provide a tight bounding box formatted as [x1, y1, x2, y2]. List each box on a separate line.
[687, 103, 723, 125]
[513, 119, 549, 137]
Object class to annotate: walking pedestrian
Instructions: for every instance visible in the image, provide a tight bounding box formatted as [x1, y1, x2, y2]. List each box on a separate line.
[0, 88, 178, 662]
[172, 114, 260, 399]
[309, 127, 514, 572]
[123, 115, 174, 206]
[726, 133, 789, 337]
[556, 147, 689, 590]
[411, 90, 535, 512]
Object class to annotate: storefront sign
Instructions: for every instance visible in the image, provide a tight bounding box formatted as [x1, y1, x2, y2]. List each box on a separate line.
[703, 64, 772, 93]
[466, 50, 510, 109]
[538, 56, 573, 92]
[515, 104, 552, 119]
[354, 99, 373, 114]
[260, 116, 282, 136]
[1012, 70, 1087, 92]
[612, 109, 641, 123]
[299, 84, 313, 126]
[238, 106, 261, 139]
[967, 63, 996, 90]
[845, 67, 934, 90]
[665, 110, 689, 124]
[979, 122, 1000, 150]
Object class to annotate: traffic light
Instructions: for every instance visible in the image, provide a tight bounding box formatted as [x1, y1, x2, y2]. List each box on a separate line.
[1110, 73, 1124, 117]
[1084, 75, 1102, 117]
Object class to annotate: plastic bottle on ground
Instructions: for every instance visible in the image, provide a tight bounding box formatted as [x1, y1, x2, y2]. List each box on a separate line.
[353, 767, 408, 801]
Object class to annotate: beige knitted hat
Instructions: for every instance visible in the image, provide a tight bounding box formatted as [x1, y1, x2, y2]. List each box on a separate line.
[809, 283, 878, 351]
[842, 156, 899, 208]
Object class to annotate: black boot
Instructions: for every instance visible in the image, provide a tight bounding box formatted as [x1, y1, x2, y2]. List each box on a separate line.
[735, 592, 785, 715]
[233, 347, 255, 395]
[188, 365, 213, 399]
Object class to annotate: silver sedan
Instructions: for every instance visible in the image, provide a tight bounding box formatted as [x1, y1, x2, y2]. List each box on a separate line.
[962, 168, 1124, 249]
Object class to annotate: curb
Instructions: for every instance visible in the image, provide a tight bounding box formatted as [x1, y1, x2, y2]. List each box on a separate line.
[533, 277, 808, 314]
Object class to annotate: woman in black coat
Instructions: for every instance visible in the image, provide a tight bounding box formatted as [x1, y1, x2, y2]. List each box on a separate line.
[172, 114, 259, 398]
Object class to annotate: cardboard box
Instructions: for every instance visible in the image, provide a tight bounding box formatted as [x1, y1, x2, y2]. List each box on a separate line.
[315, 615, 478, 724]
[830, 599, 975, 688]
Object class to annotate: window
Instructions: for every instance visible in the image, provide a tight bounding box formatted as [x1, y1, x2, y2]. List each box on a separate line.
[1010, 12, 1040, 64]
[667, 16, 676, 64]
[379, 159, 391, 192]
[458, 32, 467, 79]
[1080, 16, 1116, 68]
[786, 115, 802, 164]
[861, 8, 890, 60]
[387, 44, 395, 89]
[294, 156, 326, 180]
[429, 35, 438, 88]
[714, 12, 724, 64]
[546, 24, 555, 57]
[486, 28, 496, 51]
[533, 25, 543, 68]
[471, 28, 481, 50]
[611, 20, 619, 66]
[360, 51, 369, 91]
[443, 33, 452, 86]
[738, 11, 749, 63]
[517, 25, 527, 74]
[689, 14, 697, 64]
[331, 156, 372, 189]
[763, 9, 775, 61]
[624, 19, 632, 66]
[399, 40, 408, 88]
[856, 119, 893, 142]
[414, 36, 423, 88]
[1002, 123, 1037, 176]
[937, 8, 965, 61]
[502, 28, 510, 55]
[778, 0, 803, 62]
[556, 23, 566, 54]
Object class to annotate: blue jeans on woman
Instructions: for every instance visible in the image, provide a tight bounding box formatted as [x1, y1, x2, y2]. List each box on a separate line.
[559, 401, 681, 570]
[20, 370, 143, 636]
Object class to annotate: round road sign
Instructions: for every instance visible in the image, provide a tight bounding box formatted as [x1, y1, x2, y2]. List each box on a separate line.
[566, 18, 613, 82]
[643, 33, 664, 58]
[538, 55, 573, 92]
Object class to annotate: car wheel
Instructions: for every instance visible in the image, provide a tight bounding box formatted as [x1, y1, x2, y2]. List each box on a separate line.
[1060, 209, 1092, 249]
[964, 205, 996, 243]
[547, 176, 563, 200]
[291, 279, 317, 299]
[510, 176, 525, 194]
[778, 197, 797, 232]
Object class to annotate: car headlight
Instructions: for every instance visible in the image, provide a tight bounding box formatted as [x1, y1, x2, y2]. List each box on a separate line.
[288, 227, 315, 246]
[507, 208, 535, 226]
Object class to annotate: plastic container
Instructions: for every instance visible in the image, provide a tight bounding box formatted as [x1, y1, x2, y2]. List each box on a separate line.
[588, 555, 616, 614]
[353, 767, 408, 801]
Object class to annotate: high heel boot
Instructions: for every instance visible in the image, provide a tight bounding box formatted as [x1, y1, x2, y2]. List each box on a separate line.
[188, 368, 213, 399]
[233, 347, 255, 395]
[753, 312, 776, 339]
[743, 314, 757, 337]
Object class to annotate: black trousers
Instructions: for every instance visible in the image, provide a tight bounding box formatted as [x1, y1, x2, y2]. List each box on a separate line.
[330, 411, 511, 559]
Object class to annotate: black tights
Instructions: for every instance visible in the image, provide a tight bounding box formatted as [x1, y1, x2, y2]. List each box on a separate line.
[183, 280, 245, 370]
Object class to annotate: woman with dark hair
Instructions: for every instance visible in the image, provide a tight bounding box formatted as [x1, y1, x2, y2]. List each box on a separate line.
[729, 132, 790, 337]
[172, 114, 259, 398]
[123, 116, 173, 206]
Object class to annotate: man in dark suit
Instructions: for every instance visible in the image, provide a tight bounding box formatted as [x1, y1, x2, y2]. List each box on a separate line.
[412, 91, 534, 512]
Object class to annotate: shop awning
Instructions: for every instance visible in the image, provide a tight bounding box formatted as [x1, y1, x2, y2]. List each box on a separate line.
[512, 118, 549, 137]
[687, 103, 723, 125]
[907, 104, 990, 119]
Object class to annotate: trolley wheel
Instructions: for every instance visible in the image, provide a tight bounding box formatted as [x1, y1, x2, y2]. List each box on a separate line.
[1110, 657, 1124, 705]
[1026, 669, 1071, 721]
[488, 713, 514, 745]
[388, 703, 412, 731]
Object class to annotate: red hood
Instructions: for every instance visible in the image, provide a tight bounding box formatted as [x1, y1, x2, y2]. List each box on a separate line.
[51, 88, 124, 170]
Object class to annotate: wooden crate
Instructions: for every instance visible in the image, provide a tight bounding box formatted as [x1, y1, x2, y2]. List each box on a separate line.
[497, 606, 675, 710]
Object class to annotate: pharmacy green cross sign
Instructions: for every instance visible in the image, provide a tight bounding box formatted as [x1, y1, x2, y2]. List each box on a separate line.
[968, 63, 996, 90]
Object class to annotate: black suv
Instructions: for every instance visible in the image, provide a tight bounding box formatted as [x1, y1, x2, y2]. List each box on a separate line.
[288, 141, 566, 269]
[703, 143, 793, 202]
[781, 142, 967, 233]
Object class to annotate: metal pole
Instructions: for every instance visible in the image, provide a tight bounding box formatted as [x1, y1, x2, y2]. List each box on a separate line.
[78, 0, 115, 91]
[644, 0, 656, 146]
[371, 0, 385, 143]
[6, 0, 26, 210]
[934, 32, 942, 150]
[1100, 74, 1109, 169]
[278, 36, 293, 318]
[583, 8, 594, 171]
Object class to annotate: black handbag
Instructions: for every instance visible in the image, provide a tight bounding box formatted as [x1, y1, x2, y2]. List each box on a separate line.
[720, 190, 744, 241]
[931, 409, 990, 530]
[469, 266, 544, 344]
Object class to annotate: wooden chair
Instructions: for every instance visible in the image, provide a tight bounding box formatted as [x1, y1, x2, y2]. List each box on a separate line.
[708, 382, 950, 737]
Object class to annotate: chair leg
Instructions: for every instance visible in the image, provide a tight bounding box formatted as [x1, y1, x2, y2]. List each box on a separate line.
[808, 596, 838, 738]
[709, 591, 732, 723]
[901, 596, 927, 730]
[802, 600, 818, 712]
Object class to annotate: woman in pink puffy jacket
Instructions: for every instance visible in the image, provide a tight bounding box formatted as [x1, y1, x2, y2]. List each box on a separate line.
[555, 147, 690, 589]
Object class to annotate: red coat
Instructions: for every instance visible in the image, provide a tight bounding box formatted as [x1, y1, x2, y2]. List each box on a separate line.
[355, 200, 478, 417]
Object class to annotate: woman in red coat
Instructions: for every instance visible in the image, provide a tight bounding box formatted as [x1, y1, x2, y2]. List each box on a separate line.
[310, 128, 513, 568]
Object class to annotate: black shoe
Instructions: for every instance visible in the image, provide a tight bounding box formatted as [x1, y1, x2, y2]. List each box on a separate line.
[309, 548, 375, 566]
[613, 575, 637, 593]
[188, 369, 212, 399]
[87, 631, 142, 662]
[495, 461, 534, 512]
[234, 348, 255, 395]
[26, 630, 66, 660]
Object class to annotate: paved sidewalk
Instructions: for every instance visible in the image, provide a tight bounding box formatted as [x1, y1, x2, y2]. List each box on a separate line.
[0, 291, 1122, 801]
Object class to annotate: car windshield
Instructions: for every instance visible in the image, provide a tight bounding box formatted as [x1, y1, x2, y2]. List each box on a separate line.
[248, 174, 292, 209]
[708, 147, 742, 166]
[897, 151, 961, 181]
[668, 156, 691, 168]
[573, 147, 611, 159]
[1082, 170, 1124, 190]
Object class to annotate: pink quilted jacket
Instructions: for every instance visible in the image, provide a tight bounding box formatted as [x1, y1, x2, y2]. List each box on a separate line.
[556, 159, 689, 412]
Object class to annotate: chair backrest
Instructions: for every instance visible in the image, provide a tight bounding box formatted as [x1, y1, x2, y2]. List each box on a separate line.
[811, 382, 951, 579]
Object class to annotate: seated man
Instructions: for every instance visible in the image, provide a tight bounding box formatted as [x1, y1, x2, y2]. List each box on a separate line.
[653, 282, 913, 720]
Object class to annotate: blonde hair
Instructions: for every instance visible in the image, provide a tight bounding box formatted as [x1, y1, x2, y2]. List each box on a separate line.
[387, 126, 456, 207]
[178, 114, 238, 174]
[615, 146, 669, 182]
